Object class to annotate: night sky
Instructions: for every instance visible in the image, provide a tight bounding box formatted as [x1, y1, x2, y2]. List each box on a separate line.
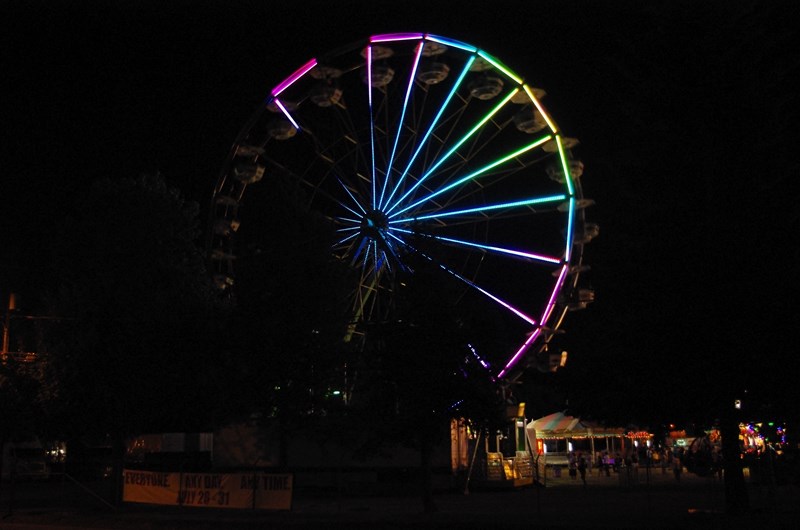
[3, 1, 798, 426]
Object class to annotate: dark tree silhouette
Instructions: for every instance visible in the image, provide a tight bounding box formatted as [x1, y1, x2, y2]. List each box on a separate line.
[38, 173, 226, 501]
[227, 169, 354, 467]
[353, 263, 505, 512]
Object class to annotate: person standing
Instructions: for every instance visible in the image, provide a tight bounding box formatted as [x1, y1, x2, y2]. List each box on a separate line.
[568, 452, 577, 479]
[672, 453, 682, 481]
[578, 452, 587, 486]
[602, 452, 612, 477]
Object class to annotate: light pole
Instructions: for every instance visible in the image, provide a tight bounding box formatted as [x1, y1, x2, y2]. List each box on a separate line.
[1, 293, 17, 359]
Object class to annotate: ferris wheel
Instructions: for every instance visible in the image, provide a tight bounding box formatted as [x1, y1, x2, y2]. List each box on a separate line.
[208, 33, 594, 382]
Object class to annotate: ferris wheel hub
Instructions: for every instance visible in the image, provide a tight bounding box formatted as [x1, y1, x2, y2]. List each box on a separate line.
[360, 209, 389, 240]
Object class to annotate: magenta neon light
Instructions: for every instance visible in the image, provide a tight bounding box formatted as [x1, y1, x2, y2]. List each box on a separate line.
[390, 227, 561, 265]
[540, 264, 569, 324]
[371, 33, 424, 43]
[497, 328, 542, 379]
[393, 235, 539, 327]
[367, 45, 377, 209]
[271, 58, 318, 97]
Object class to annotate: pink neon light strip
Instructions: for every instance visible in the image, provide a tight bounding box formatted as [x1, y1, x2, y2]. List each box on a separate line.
[271, 58, 318, 97]
[389, 233, 538, 326]
[498, 264, 570, 378]
[367, 45, 377, 209]
[371, 33, 424, 43]
[540, 264, 569, 324]
[497, 328, 542, 379]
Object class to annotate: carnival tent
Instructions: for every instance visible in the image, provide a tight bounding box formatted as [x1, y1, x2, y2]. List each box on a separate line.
[525, 411, 627, 460]
[527, 411, 626, 439]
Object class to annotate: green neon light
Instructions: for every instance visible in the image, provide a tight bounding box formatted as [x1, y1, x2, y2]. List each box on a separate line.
[478, 50, 523, 84]
[392, 134, 552, 217]
[385, 88, 520, 215]
[435, 88, 519, 173]
[556, 135, 575, 197]
[381, 56, 477, 212]
[390, 194, 566, 223]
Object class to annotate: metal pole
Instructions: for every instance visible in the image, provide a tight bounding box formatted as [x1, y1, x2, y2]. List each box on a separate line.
[2, 293, 16, 357]
[464, 430, 482, 495]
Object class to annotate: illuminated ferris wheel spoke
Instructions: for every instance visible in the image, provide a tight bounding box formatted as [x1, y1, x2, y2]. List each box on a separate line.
[389, 134, 553, 219]
[497, 328, 542, 380]
[380, 56, 476, 211]
[389, 227, 562, 265]
[366, 45, 378, 210]
[384, 88, 520, 216]
[435, 262, 538, 327]
[389, 233, 538, 326]
[390, 194, 566, 225]
[335, 201, 365, 221]
[210, 33, 589, 381]
[378, 41, 424, 209]
[333, 230, 359, 251]
[336, 176, 368, 216]
[335, 216, 362, 228]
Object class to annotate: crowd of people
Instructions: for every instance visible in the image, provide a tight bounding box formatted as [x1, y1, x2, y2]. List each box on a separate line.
[563, 445, 725, 484]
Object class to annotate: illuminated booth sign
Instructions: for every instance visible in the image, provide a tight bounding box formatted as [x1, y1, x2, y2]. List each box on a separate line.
[123, 470, 292, 510]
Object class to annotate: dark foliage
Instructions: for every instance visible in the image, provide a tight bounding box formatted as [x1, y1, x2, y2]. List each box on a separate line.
[38, 174, 226, 439]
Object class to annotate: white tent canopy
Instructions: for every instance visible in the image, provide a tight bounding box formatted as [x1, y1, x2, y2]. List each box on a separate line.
[526, 411, 626, 440]
[525, 411, 629, 464]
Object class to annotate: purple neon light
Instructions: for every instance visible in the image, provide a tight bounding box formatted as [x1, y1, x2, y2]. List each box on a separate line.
[389, 233, 538, 326]
[371, 33, 424, 43]
[366, 45, 377, 210]
[497, 328, 541, 379]
[468, 343, 491, 370]
[497, 264, 570, 379]
[540, 264, 569, 324]
[271, 58, 317, 97]
[390, 227, 561, 265]
[272, 98, 300, 130]
[446, 270, 537, 326]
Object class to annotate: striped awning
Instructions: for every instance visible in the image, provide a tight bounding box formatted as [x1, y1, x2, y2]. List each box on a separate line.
[531, 411, 581, 435]
[527, 411, 625, 439]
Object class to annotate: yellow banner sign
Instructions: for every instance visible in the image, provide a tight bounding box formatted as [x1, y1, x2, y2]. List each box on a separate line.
[123, 470, 292, 510]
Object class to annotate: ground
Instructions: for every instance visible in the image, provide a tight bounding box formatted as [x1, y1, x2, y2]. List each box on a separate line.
[2, 466, 798, 529]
